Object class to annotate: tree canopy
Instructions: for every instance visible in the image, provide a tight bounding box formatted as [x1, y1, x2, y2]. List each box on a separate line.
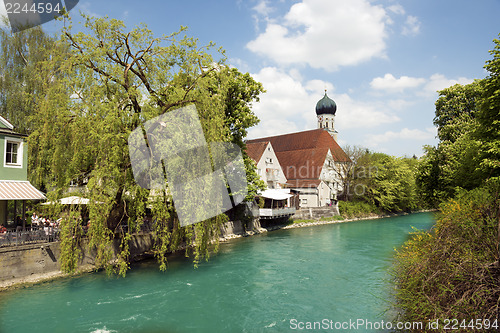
[339, 148, 420, 213]
[417, 34, 500, 206]
[0, 24, 61, 134]
[23, 15, 265, 274]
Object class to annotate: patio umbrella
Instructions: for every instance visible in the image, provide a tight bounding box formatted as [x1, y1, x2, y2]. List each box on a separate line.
[41, 196, 91, 205]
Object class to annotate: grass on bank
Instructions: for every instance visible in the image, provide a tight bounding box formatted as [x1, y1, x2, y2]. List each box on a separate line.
[393, 180, 500, 332]
[320, 215, 344, 221]
[290, 218, 315, 224]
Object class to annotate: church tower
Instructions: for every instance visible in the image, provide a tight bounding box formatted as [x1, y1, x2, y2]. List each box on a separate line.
[316, 91, 338, 141]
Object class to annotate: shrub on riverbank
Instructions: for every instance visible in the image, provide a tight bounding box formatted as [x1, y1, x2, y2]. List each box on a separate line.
[338, 200, 382, 219]
[394, 181, 500, 331]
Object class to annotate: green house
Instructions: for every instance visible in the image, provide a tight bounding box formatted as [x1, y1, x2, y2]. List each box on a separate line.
[0, 115, 45, 229]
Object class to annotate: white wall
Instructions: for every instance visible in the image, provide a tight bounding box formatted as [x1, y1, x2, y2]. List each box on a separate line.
[297, 181, 331, 208]
[319, 150, 347, 200]
[255, 142, 287, 188]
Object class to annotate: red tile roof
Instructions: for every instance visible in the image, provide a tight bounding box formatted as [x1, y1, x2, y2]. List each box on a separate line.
[244, 141, 269, 163]
[247, 129, 350, 163]
[246, 129, 351, 188]
[276, 148, 330, 180]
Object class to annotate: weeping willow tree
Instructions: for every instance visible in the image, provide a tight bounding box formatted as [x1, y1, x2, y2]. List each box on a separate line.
[0, 21, 62, 134]
[29, 14, 265, 275]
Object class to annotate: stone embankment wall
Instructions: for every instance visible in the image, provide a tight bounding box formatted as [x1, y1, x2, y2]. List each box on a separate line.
[0, 233, 155, 288]
[292, 206, 340, 220]
[0, 218, 263, 289]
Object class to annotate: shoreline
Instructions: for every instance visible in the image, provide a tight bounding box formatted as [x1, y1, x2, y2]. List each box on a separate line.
[0, 210, 437, 292]
[256, 209, 437, 233]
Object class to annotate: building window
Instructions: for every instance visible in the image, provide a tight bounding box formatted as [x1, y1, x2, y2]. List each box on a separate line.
[4, 137, 23, 168]
[301, 198, 307, 204]
[6, 142, 18, 164]
[265, 157, 273, 164]
[325, 122, 328, 128]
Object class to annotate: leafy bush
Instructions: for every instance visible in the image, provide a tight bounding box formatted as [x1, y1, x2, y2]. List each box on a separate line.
[338, 200, 381, 219]
[394, 180, 500, 331]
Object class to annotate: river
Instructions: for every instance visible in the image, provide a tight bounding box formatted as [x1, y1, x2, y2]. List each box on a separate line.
[0, 212, 435, 333]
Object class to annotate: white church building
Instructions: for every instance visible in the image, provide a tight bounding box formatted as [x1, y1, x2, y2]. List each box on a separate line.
[246, 92, 352, 208]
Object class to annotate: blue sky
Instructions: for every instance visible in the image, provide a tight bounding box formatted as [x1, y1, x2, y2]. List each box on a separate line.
[2, 0, 500, 157]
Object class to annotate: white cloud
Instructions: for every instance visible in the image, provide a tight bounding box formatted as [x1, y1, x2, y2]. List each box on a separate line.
[388, 4, 405, 15]
[253, 0, 274, 17]
[334, 94, 400, 129]
[387, 99, 414, 111]
[422, 73, 473, 96]
[247, 0, 388, 71]
[247, 67, 401, 140]
[247, 67, 325, 138]
[370, 73, 426, 93]
[79, 1, 101, 18]
[370, 73, 474, 97]
[229, 58, 251, 73]
[367, 127, 437, 147]
[402, 15, 421, 36]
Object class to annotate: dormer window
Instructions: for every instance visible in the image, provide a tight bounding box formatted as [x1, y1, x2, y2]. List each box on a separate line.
[4, 137, 23, 168]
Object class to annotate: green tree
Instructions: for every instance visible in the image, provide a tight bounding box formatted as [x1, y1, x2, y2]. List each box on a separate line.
[0, 24, 61, 134]
[394, 35, 500, 330]
[416, 145, 444, 207]
[343, 150, 420, 212]
[476, 35, 500, 179]
[416, 81, 484, 206]
[364, 153, 419, 212]
[434, 81, 482, 142]
[31, 15, 265, 274]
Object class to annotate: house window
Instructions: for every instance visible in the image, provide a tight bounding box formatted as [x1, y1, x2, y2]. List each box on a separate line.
[4, 137, 23, 168]
[265, 157, 273, 164]
[6, 142, 18, 164]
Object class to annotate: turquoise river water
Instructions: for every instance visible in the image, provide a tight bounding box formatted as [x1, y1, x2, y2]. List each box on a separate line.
[0, 212, 435, 333]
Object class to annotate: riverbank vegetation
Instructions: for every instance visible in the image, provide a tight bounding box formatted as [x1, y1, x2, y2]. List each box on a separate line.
[395, 182, 500, 327]
[338, 200, 380, 219]
[338, 149, 422, 218]
[394, 35, 500, 329]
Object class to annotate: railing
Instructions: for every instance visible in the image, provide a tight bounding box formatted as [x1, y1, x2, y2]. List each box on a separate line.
[259, 207, 296, 219]
[0, 228, 60, 247]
